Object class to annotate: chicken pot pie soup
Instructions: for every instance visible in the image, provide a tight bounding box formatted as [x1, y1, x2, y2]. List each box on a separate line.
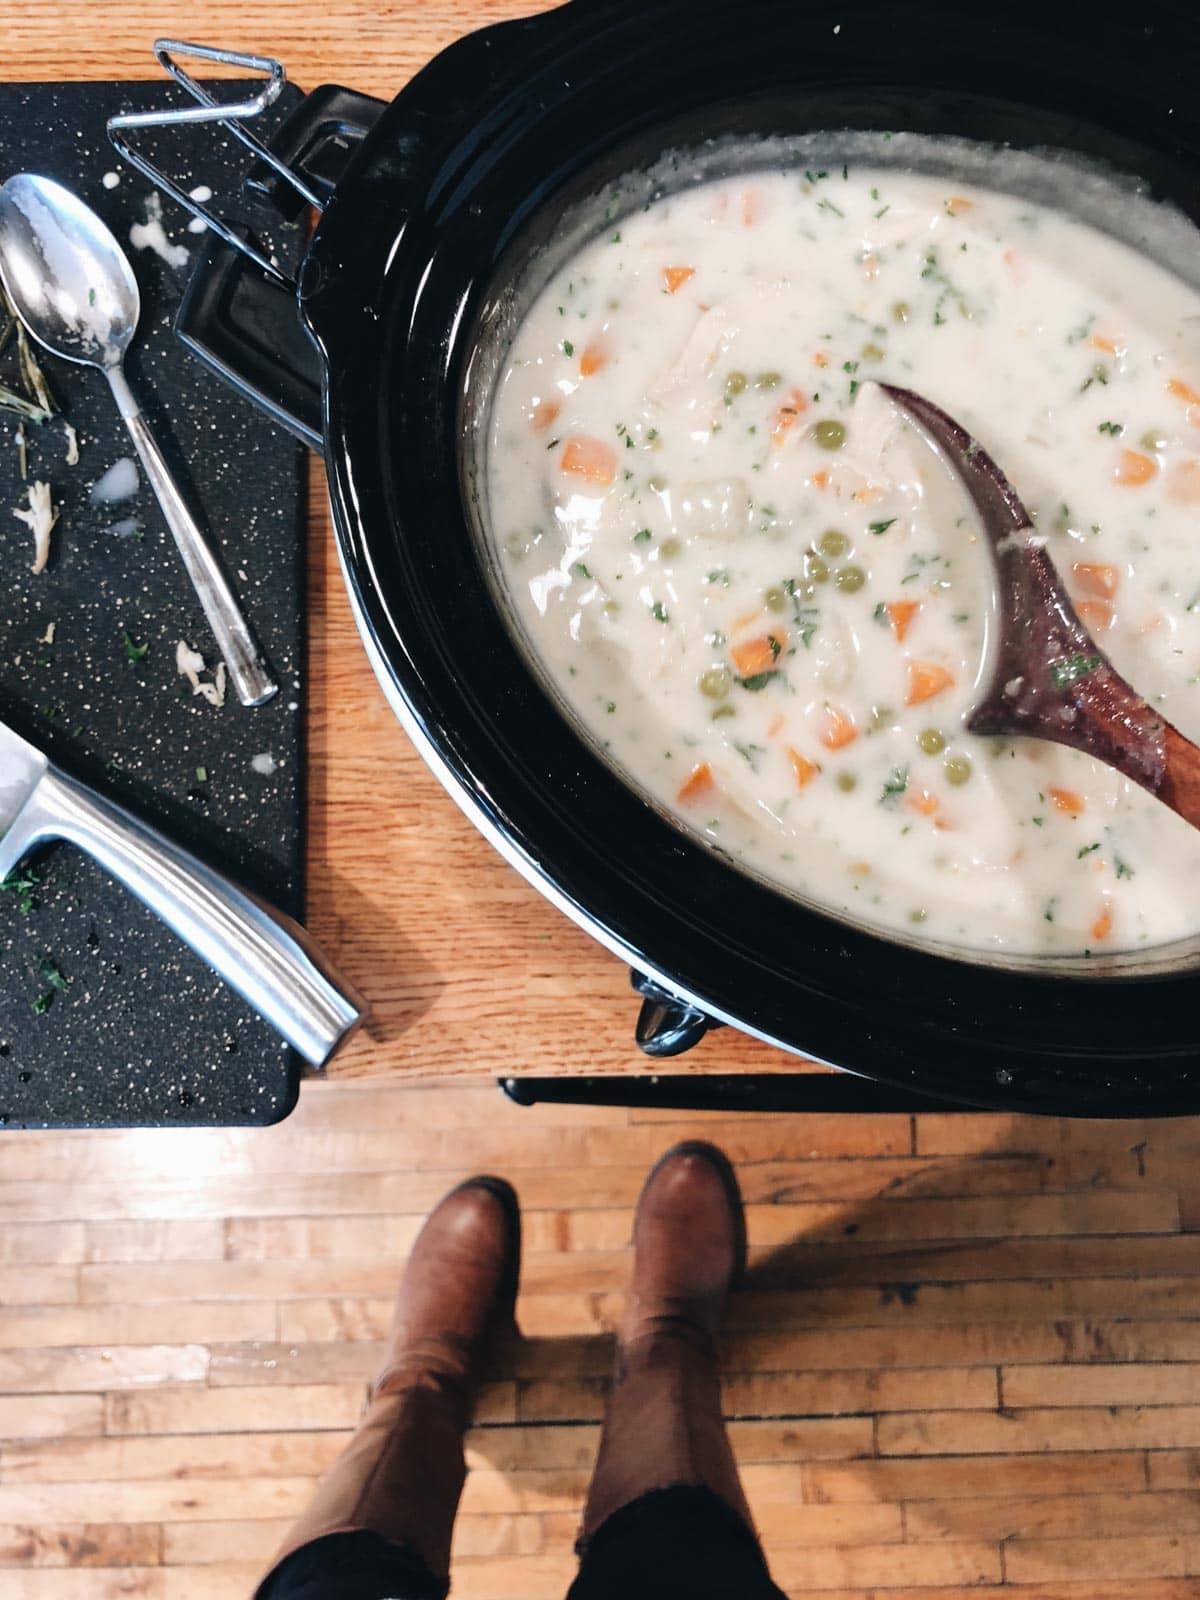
[483, 154, 1200, 957]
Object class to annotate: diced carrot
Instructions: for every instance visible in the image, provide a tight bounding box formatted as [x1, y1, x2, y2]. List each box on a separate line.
[905, 660, 955, 706]
[1071, 562, 1119, 599]
[1088, 334, 1120, 355]
[767, 712, 785, 738]
[741, 188, 763, 226]
[677, 762, 715, 804]
[730, 631, 787, 678]
[1049, 787, 1085, 817]
[662, 265, 695, 295]
[1091, 905, 1114, 942]
[852, 485, 885, 504]
[818, 705, 858, 750]
[787, 747, 820, 789]
[732, 610, 763, 632]
[886, 600, 920, 642]
[531, 396, 562, 432]
[1002, 247, 1025, 285]
[813, 351, 830, 368]
[560, 436, 616, 487]
[771, 388, 810, 446]
[1076, 598, 1114, 634]
[1114, 449, 1157, 486]
[1167, 458, 1200, 506]
[861, 252, 880, 280]
[908, 787, 939, 817]
[811, 468, 831, 490]
[945, 195, 974, 216]
[1168, 377, 1200, 407]
[579, 339, 609, 378]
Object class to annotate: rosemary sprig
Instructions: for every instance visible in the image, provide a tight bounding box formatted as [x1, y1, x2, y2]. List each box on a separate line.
[16, 324, 56, 416]
[0, 380, 50, 424]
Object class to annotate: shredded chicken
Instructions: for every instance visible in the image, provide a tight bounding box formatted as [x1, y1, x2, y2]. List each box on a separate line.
[13, 480, 58, 574]
[199, 663, 227, 709]
[175, 640, 226, 708]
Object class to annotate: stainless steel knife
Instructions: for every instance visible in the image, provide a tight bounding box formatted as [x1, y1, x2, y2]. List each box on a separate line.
[0, 717, 365, 1068]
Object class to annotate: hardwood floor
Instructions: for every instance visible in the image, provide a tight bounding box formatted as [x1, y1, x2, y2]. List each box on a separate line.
[3, 1081, 1200, 1597]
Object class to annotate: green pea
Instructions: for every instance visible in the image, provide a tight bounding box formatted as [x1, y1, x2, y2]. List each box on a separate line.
[869, 703, 894, 732]
[790, 577, 818, 602]
[917, 727, 946, 755]
[648, 474, 668, 492]
[699, 667, 731, 700]
[725, 371, 748, 399]
[603, 600, 621, 616]
[836, 772, 858, 792]
[660, 537, 681, 558]
[755, 370, 782, 390]
[835, 564, 866, 593]
[861, 342, 885, 362]
[944, 754, 973, 786]
[1140, 428, 1168, 453]
[764, 585, 788, 613]
[812, 419, 847, 451]
[908, 908, 928, 925]
[711, 703, 736, 721]
[818, 528, 849, 558]
[804, 553, 830, 584]
[892, 300, 911, 324]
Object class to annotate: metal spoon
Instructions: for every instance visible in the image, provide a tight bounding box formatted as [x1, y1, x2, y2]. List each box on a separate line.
[0, 173, 277, 707]
[883, 383, 1200, 830]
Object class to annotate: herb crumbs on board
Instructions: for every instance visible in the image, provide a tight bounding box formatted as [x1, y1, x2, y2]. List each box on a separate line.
[120, 629, 149, 665]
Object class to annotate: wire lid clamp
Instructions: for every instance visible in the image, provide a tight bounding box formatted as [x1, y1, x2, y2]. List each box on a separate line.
[107, 39, 324, 289]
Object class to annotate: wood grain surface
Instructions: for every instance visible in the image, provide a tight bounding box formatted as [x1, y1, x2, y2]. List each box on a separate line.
[1, 1075, 1200, 1598]
[7, 0, 796, 1084]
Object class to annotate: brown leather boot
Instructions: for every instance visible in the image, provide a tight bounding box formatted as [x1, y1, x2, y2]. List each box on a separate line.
[580, 1141, 752, 1542]
[257, 1176, 520, 1595]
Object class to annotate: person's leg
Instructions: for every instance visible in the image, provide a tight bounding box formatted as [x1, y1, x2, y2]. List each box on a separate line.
[255, 1176, 520, 1600]
[581, 1141, 750, 1537]
[568, 1142, 785, 1600]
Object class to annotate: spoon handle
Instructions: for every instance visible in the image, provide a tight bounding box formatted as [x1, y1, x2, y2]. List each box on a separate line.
[1159, 726, 1200, 831]
[106, 367, 278, 708]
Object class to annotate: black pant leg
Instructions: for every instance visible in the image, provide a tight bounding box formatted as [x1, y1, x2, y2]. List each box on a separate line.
[257, 1530, 447, 1600]
[567, 1486, 786, 1600]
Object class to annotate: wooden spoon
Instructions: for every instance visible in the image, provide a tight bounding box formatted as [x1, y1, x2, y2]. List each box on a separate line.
[881, 383, 1200, 829]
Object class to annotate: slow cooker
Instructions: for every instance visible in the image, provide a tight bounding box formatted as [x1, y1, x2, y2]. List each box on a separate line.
[111, 0, 1200, 1114]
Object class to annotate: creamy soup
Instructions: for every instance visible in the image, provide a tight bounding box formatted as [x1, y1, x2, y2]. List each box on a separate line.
[484, 159, 1200, 956]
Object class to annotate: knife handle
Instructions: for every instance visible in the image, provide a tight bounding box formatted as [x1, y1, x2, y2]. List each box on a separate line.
[17, 767, 366, 1069]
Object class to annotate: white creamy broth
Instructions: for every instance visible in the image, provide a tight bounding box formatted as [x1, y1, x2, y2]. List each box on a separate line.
[485, 158, 1200, 956]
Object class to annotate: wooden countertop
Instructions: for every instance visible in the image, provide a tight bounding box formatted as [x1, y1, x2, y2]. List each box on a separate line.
[11, 0, 781, 1084]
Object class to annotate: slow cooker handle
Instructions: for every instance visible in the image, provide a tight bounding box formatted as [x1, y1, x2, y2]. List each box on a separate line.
[173, 84, 387, 448]
[632, 971, 723, 1058]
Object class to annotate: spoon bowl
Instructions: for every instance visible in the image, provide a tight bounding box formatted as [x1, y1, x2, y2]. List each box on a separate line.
[0, 173, 137, 371]
[883, 382, 1200, 832]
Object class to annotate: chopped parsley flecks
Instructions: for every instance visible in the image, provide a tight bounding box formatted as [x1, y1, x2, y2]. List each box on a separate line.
[1050, 653, 1103, 689]
[880, 765, 910, 806]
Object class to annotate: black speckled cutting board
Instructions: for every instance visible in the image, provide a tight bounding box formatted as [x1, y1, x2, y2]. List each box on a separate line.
[0, 81, 308, 1128]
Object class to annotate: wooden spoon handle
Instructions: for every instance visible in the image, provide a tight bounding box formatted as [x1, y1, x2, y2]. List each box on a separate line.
[1159, 725, 1200, 830]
